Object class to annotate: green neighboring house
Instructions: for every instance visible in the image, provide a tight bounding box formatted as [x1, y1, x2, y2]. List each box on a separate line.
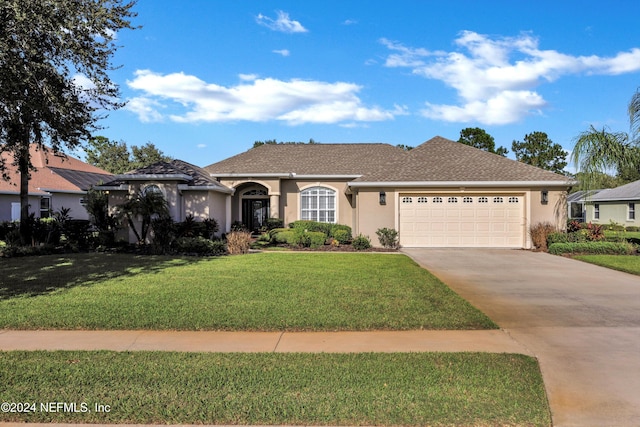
[586, 180, 640, 227]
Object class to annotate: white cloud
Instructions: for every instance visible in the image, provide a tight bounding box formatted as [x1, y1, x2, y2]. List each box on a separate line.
[256, 11, 308, 33]
[126, 70, 400, 125]
[197, 143, 207, 148]
[273, 49, 290, 57]
[382, 31, 640, 124]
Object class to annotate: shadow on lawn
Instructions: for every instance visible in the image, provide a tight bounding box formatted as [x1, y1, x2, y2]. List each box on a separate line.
[0, 253, 207, 299]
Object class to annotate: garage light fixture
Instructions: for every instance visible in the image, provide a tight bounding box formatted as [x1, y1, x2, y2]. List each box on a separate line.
[379, 191, 386, 205]
[541, 190, 549, 205]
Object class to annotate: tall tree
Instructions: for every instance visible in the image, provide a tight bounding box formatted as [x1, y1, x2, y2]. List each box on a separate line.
[0, 0, 137, 242]
[131, 142, 171, 169]
[85, 137, 170, 174]
[512, 131, 567, 174]
[457, 127, 508, 156]
[85, 136, 132, 174]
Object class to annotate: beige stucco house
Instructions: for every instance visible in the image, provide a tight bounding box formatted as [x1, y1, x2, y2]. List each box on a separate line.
[104, 136, 572, 248]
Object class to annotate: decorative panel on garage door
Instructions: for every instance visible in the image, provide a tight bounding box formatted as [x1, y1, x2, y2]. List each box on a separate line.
[399, 194, 524, 247]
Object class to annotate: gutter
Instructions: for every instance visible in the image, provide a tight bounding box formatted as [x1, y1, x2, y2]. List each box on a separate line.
[347, 180, 576, 188]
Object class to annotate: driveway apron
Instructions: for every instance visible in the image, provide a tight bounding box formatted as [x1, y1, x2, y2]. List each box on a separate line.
[402, 248, 640, 427]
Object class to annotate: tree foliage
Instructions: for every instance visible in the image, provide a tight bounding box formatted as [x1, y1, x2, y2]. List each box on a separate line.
[457, 127, 508, 156]
[116, 187, 169, 244]
[512, 131, 567, 174]
[0, 0, 137, 242]
[572, 90, 640, 190]
[85, 136, 171, 174]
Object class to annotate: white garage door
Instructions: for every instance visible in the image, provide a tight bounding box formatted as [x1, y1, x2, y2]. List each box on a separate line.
[399, 194, 525, 248]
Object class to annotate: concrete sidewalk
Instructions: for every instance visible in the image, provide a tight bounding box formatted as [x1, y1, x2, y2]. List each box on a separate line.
[0, 329, 532, 354]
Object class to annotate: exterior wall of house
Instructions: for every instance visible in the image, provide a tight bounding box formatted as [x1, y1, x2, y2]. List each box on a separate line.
[353, 188, 397, 245]
[49, 193, 90, 220]
[586, 201, 640, 227]
[183, 190, 229, 236]
[280, 179, 353, 227]
[0, 193, 90, 222]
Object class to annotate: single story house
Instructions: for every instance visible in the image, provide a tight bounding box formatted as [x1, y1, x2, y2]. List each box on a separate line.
[103, 136, 572, 248]
[206, 136, 571, 248]
[567, 189, 605, 222]
[0, 145, 113, 222]
[585, 179, 640, 227]
[97, 159, 233, 243]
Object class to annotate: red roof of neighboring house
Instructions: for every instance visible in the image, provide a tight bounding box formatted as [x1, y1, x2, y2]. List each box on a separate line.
[0, 145, 112, 195]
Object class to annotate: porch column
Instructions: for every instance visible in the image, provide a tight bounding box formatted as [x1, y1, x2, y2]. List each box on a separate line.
[269, 193, 280, 219]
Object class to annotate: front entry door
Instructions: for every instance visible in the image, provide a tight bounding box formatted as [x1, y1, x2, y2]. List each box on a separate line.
[242, 199, 270, 232]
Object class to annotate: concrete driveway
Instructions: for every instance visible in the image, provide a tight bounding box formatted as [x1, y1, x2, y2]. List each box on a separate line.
[402, 248, 640, 427]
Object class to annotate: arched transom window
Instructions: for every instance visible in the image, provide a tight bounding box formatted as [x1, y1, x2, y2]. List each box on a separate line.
[301, 186, 336, 223]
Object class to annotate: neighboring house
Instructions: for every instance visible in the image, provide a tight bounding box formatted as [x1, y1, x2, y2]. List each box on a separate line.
[0, 145, 113, 222]
[585, 180, 640, 227]
[97, 159, 233, 243]
[567, 189, 605, 222]
[105, 136, 572, 248]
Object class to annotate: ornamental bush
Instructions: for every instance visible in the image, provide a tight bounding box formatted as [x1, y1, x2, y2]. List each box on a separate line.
[174, 236, 226, 256]
[352, 234, 372, 251]
[226, 231, 252, 255]
[376, 227, 400, 249]
[548, 241, 636, 255]
[530, 222, 557, 251]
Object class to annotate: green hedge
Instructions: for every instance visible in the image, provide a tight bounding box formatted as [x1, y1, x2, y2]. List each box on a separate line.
[273, 229, 326, 248]
[289, 220, 352, 241]
[548, 241, 637, 255]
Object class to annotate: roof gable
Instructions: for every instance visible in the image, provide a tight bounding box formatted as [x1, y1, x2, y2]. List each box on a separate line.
[354, 136, 571, 183]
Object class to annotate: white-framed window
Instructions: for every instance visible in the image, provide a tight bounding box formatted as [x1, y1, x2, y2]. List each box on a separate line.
[447, 197, 458, 203]
[301, 186, 336, 223]
[40, 197, 51, 218]
[493, 197, 504, 203]
[463, 197, 473, 203]
[417, 197, 428, 203]
[402, 197, 413, 203]
[143, 184, 163, 196]
[508, 197, 519, 203]
[629, 203, 636, 220]
[478, 197, 488, 203]
[433, 197, 443, 203]
[594, 203, 600, 220]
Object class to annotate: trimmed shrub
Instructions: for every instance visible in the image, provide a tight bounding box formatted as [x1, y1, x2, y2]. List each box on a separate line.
[286, 229, 326, 248]
[265, 218, 284, 230]
[289, 220, 352, 241]
[332, 228, 351, 244]
[547, 231, 587, 245]
[352, 234, 372, 251]
[174, 237, 226, 255]
[226, 231, 252, 255]
[548, 241, 637, 255]
[530, 222, 557, 251]
[626, 226, 640, 232]
[376, 227, 399, 249]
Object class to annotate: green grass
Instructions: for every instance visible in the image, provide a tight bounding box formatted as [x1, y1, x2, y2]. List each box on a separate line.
[0, 351, 551, 426]
[0, 252, 496, 330]
[574, 254, 640, 276]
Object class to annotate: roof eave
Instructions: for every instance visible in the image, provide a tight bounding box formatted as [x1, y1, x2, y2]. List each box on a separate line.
[177, 184, 235, 194]
[348, 180, 576, 188]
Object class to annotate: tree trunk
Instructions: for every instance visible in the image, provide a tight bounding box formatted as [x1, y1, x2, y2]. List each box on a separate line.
[18, 142, 31, 245]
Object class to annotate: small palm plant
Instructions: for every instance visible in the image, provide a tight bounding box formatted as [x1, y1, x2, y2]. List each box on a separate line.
[117, 188, 169, 244]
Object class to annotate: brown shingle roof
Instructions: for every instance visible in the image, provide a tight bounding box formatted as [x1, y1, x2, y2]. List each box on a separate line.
[354, 136, 571, 183]
[205, 143, 407, 176]
[205, 137, 570, 184]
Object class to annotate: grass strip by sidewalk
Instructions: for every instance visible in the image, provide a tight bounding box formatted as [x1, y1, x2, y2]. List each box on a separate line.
[574, 254, 640, 276]
[0, 252, 496, 330]
[0, 351, 550, 426]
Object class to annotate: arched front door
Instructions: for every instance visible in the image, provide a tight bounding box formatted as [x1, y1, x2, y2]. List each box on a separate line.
[240, 187, 270, 232]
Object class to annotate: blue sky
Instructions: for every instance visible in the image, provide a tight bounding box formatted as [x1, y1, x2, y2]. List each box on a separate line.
[93, 0, 640, 170]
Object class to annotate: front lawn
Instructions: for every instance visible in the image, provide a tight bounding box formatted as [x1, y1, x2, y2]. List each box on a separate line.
[574, 254, 640, 276]
[0, 351, 550, 426]
[0, 252, 496, 330]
